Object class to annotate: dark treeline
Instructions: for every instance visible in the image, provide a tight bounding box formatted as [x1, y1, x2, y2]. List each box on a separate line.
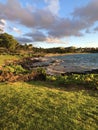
[42, 46, 98, 53]
[28, 46, 98, 54]
[0, 32, 98, 54]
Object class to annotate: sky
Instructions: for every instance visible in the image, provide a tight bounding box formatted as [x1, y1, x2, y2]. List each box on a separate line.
[0, 0, 98, 48]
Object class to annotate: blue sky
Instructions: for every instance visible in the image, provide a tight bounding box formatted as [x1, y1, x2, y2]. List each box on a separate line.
[0, 0, 98, 48]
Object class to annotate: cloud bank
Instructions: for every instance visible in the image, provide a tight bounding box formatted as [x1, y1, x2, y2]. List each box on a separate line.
[0, 0, 98, 43]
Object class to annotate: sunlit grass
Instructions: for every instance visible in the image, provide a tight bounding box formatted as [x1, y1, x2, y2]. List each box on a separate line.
[0, 81, 98, 130]
[0, 54, 20, 65]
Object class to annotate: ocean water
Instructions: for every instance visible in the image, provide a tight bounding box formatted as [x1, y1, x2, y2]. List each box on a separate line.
[50, 53, 98, 73]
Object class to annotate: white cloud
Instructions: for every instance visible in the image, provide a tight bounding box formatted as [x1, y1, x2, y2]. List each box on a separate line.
[46, 37, 65, 44]
[13, 27, 21, 34]
[45, 0, 60, 15]
[0, 19, 6, 32]
[1, 19, 6, 25]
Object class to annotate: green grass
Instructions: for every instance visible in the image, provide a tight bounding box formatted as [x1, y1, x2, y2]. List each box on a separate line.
[0, 54, 20, 65]
[0, 81, 98, 130]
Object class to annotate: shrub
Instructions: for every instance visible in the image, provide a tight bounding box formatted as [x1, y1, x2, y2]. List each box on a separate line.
[33, 68, 46, 81]
[46, 74, 98, 90]
[4, 64, 27, 74]
[14, 68, 47, 82]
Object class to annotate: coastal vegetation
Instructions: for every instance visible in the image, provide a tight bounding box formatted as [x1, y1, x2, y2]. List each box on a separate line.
[0, 54, 20, 66]
[0, 33, 98, 55]
[0, 32, 98, 129]
[0, 33, 19, 51]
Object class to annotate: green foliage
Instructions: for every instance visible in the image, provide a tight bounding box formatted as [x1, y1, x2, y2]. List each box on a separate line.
[0, 33, 18, 51]
[0, 82, 98, 130]
[37, 67, 46, 75]
[47, 74, 98, 90]
[43, 46, 98, 53]
[4, 64, 27, 74]
[30, 68, 46, 81]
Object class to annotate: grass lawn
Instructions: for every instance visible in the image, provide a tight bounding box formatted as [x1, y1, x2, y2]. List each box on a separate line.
[0, 81, 98, 130]
[0, 54, 20, 66]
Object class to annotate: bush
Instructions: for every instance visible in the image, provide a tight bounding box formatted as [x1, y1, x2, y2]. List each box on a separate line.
[4, 64, 27, 74]
[46, 74, 98, 90]
[32, 68, 46, 81]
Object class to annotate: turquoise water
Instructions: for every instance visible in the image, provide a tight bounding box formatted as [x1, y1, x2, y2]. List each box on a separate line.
[51, 53, 98, 72]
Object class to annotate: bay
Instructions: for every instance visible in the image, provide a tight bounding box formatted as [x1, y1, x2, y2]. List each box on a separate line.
[48, 53, 98, 74]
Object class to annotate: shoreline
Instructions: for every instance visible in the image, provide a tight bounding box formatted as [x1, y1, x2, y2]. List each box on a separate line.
[44, 52, 88, 57]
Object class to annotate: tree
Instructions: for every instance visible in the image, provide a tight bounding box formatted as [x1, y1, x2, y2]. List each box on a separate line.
[0, 33, 19, 51]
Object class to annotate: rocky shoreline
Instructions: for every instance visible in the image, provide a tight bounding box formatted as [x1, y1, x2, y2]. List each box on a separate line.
[20, 57, 98, 75]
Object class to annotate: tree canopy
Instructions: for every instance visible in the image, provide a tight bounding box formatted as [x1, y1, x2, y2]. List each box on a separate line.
[0, 33, 18, 51]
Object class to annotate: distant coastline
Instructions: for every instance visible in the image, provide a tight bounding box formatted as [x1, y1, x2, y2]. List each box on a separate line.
[44, 52, 88, 57]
